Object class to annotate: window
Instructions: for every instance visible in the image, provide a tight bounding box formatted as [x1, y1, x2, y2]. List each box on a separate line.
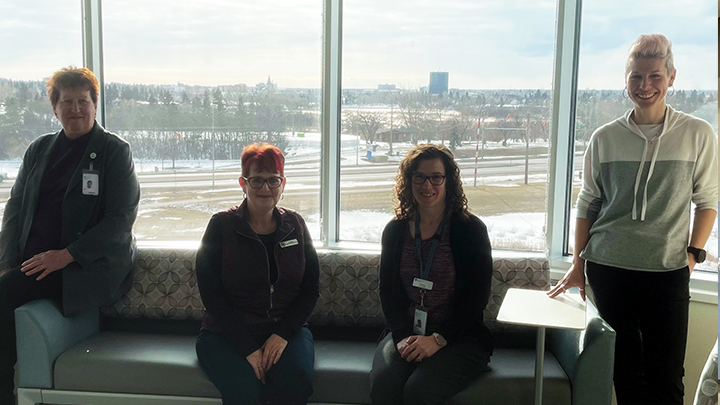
[0, 1, 82, 212]
[339, 0, 556, 250]
[570, 0, 718, 272]
[101, 0, 323, 241]
[0, 0, 716, 278]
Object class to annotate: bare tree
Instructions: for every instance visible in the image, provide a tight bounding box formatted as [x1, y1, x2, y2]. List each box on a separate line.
[343, 109, 386, 143]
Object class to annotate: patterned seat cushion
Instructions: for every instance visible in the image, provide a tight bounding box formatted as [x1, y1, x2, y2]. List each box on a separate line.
[100, 248, 549, 330]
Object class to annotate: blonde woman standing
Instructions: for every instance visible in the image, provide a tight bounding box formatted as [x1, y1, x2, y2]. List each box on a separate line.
[549, 34, 717, 405]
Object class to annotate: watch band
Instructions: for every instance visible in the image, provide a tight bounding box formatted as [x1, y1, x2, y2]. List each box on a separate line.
[432, 332, 447, 347]
[687, 247, 706, 263]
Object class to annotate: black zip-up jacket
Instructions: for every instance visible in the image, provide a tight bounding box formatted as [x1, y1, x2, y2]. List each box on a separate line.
[379, 212, 494, 355]
[196, 201, 320, 358]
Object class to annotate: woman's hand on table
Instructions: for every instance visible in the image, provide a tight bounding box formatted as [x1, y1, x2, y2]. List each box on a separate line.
[547, 258, 586, 301]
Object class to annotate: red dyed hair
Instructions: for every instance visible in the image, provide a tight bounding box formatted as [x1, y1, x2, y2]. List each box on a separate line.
[46, 66, 100, 107]
[241, 143, 285, 176]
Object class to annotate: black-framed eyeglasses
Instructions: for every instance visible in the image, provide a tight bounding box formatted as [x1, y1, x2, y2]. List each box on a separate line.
[243, 176, 284, 189]
[411, 173, 446, 186]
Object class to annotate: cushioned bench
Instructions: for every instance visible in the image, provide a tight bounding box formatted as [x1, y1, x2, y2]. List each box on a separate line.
[15, 248, 615, 405]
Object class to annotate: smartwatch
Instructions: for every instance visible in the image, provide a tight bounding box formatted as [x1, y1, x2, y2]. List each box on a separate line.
[687, 247, 706, 263]
[432, 333, 447, 347]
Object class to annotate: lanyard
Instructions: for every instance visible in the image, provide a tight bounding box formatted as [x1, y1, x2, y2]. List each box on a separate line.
[415, 212, 443, 280]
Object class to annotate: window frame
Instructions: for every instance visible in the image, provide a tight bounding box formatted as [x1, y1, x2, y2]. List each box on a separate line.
[81, 0, 717, 302]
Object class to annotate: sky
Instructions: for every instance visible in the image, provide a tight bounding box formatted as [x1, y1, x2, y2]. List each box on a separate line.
[0, 0, 717, 90]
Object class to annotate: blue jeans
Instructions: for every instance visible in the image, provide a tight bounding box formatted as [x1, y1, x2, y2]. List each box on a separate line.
[196, 327, 314, 405]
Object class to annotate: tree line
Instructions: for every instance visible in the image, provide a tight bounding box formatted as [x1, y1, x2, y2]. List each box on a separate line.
[0, 78, 715, 161]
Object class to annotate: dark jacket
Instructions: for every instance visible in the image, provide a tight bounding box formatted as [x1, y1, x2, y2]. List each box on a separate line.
[0, 122, 140, 316]
[379, 212, 494, 355]
[196, 201, 320, 358]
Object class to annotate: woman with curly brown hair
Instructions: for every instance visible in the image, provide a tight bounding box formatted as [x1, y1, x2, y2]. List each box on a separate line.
[370, 144, 494, 405]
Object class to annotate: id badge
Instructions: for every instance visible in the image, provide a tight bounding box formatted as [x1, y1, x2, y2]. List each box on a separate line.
[413, 307, 428, 335]
[82, 170, 99, 196]
[412, 277, 434, 291]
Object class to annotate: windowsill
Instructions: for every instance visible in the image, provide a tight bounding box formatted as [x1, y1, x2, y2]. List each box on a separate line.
[550, 255, 718, 305]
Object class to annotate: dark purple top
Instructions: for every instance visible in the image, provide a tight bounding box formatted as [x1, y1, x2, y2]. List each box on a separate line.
[399, 221, 455, 333]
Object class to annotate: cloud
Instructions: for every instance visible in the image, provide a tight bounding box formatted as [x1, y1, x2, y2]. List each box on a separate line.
[0, 0, 716, 91]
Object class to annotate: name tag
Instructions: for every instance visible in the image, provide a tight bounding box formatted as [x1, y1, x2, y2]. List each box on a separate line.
[412, 277, 434, 291]
[279, 239, 299, 248]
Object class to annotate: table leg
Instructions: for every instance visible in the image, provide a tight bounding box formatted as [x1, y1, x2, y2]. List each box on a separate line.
[534, 326, 545, 405]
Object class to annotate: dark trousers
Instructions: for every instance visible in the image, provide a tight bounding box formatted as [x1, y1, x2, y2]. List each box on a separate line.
[196, 327, 314, 405]
[370, 333, 489, 405]
[586, 262, 689, 405]
[0, 266, 63, 405]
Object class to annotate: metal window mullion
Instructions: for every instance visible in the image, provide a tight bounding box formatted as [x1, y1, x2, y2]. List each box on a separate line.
[547, 0, 582, 264]
[321, 0, 342, 246]
[81, 0, 105, 126]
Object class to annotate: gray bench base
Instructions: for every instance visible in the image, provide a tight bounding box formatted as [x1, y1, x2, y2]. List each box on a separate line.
[18, 389, 349, 405]
[51, 332, 570, 405]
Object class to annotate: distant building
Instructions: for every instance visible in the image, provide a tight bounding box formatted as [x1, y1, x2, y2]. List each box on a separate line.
[218, 83, 248, 93]
[256, 76, 277, 93]
[378, 83, 396, 91]
[429, 72, 448, 95]
[266, 76, 277, 94]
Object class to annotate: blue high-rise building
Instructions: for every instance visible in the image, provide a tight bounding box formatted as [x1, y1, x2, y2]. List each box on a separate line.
[429, 71, 449, 94]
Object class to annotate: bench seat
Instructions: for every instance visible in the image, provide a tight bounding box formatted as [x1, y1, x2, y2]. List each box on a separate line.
[52, 332, 570, 404]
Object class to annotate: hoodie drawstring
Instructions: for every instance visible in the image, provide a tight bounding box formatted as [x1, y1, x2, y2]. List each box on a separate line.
[640, 137, 662, 221]
[631, 141, 649, 221]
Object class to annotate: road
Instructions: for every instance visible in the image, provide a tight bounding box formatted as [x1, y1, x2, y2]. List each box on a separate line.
[0, 154, 583, 197]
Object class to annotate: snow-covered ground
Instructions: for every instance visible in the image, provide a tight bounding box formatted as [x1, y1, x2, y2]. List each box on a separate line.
[0, 133, 547, 178]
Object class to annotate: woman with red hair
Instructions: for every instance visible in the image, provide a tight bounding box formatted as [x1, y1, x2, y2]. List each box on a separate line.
[195, 143, 319, 405]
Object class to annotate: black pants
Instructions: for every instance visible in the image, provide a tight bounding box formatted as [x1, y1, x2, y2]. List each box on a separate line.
[586, 262, 689, 405]
[196, 327, 314, 405]
[370, 333, 489, 405]
[0, 266, 63, 405]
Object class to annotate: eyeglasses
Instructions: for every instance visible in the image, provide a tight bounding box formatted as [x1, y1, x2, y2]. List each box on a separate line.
[243, 176, 284, 189]
[411, 173, 446, 186]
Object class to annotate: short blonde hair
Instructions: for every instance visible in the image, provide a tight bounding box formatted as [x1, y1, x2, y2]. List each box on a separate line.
[625, 34, 674, 75]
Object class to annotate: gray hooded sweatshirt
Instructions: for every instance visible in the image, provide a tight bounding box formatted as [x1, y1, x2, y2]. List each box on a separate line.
[576, 105, 717, 271]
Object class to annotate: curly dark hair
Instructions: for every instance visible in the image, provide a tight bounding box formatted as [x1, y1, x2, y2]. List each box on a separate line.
[393, 143, 470, 220]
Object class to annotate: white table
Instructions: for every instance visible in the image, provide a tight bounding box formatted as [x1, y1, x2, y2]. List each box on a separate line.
[497, 288, 586, 405]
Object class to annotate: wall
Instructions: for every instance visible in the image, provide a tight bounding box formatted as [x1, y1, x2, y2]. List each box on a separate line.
[684, 299, 718, 404]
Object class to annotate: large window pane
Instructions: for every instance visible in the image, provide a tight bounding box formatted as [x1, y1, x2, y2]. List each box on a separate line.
[0, 1, 82, 216]
[340, 0, 556, 251]
[102, 1, 322, 241]
[571, 0, 718, 272]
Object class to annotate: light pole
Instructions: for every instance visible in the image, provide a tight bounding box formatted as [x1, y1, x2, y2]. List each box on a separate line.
[211, 106, 215, 191]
